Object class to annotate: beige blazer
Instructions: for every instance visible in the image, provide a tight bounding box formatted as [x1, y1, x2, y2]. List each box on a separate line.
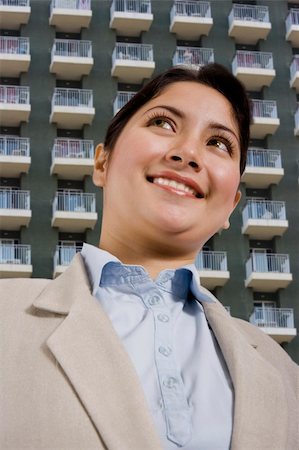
[1, 254, 298, 450]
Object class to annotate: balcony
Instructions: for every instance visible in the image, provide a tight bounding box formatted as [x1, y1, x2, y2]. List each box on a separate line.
[110, 0, 153, 37]
[53, 244, 81, 278]
[195, 250, 230, 290]
[285, 9, 299, 47]
[241, 148, 284, 188]
[0, 0, 31, 30]
[290, 55, 299, 92]
[169, 1, 213, 40]
[250, 307, 297, 344]
[172, 46, 214, 69]
[250, 100, 280, 139]
[0, 189, 31, 230]
[228, 4, 271, 44]
[50, 39, 93, 80]
[113, 91, 136, 115]
[0, 136, 30, 177]
[245, 253, 292, 292]
[50, 138, 94, 180]
[232, 51, 275, 91]
[0, 85, 30, 126]
[0, 36, 30, 77]
[111, 43, 155, 83]
[295, 105, 299, 136]
[0, 244, 32, 278]
[242, 199, 288, 239]
[50, 88, 95, 129]
[49, 0, 92, 32]
[51, 190, 98, 232]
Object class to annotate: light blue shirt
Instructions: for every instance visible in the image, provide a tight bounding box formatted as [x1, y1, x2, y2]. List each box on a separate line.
[81, 243, 233, 450]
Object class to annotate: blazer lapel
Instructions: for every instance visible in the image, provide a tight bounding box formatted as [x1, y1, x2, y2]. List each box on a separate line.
[202, 299, 288, 450]
[33, 254, 162, 450]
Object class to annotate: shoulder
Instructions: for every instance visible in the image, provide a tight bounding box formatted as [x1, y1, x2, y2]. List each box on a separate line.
[0, 278, 51, 312]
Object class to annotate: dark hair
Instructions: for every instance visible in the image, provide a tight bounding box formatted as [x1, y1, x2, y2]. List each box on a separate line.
[104, 64, 251, 175]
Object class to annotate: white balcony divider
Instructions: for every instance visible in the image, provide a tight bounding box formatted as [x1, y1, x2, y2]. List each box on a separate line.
[242, 199, 286, 221]
[0, 0, 29, 5]
[113, 42, 153, 62]
[50, 0, 91, 10]
[53, 190, 96, 213]
[0, 243, 31, 265]
[52, 39, 92, 58]
[0, 85, 30, 104]
[233, 50, 273, 69]
[52, 138, 94, 159]
[0, 36, 29, 54]
[250, 307, 294, 329]
[286, 8, 299, 29]
[195, 251, 227, 271]
[0, 188, 30, 209]
[54, 244, 81, 267]
[111, 0, 151, 14]
[290, 55, 299, 79]
[246, 148, 282, 168]
[251, 99, 278, 118]
[113, 91, 136, 114]
[52, 88, 93, 108]
[295, 105, 299, 129]
[228, 4, 269, 24]
[0, 136, 30, 156]
[246, 253, 290, 276]
[173, 46, 214, 66]
[171, 1, 211, 18]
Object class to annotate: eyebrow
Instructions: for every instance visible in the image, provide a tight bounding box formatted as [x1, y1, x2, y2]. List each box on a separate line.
[143, 105, 185, 119]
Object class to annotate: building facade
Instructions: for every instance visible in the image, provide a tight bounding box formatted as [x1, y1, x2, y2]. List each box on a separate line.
[0, 0, 298, 362]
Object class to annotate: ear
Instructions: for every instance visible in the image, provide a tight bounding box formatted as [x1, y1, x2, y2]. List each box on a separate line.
[93, 143, 109, 187]
[222, 190, 242, 230]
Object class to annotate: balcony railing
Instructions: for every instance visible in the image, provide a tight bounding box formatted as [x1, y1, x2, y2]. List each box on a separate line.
[52, 138, 94, 159]
[112, 42, 153, 62]
[171, 1, 211, 18]
[195, 251, 228, 271]
[113, 91, 136, 114]
[52, 39, 92, 58]
[173, 46, 214, 67]
[286, 8, 299, 28]
[251, 99, 278, 119]
[50, 0, 91, 10]
[290, 55, 299, 79]
[54, 244, 82, 267]
[0, 36, 29, 54]
[53, 191, 96, 213]
[242, 199, 286, 221]
[246, 253, 290, 276]
[0, 0, 29, 5]
[250, 307, 294, 329]
[233, 50, 273, 70]
[0, 135, 30, 156]
[0, 243, 31, 265]
[52, 88, 93, 108]
[229, 4, 269, 23]
[0, 85, 30, 104]
[111, 0, 151, 14]
[295, 105, 299, 130]
[0, 188, 30, 209]
[246, 148, 282, 169]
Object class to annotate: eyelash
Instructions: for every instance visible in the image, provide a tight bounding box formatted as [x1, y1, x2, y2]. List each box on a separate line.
[146, 111, 175, 131]
[208, 134, 234, 155]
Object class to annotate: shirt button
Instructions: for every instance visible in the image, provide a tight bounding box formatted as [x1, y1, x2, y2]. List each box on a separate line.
[148, 295, 161, 306]
[157, 313, 169, 323]
[163, 376, 178, 389]
[159, 346, 172, 357]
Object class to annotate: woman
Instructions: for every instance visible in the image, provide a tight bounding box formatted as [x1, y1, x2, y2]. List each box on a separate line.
[1, 64, 298, 450]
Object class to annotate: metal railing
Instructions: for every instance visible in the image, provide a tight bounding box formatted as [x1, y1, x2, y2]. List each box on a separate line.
[53, 190, 96, 213]
[111, 0, 151, 14]
[173, 46, 214, 67]
[246, 253, 290, 276]
[246, 148, 282, 169]
[171, 1, 211, 18]
[50, 0, 91, 10]
[0, 188, 30, 209]
[52, 138, 94, 159]
[0, 136, 30, 156]
[52, 88, 93, 108]
[52, 39, 92, 58]
[113, 91, 136, 115]
[0, 36, 29, 55]
[228, 4, 269, 24]
[195, 251, 228, 271]
[0, 85, 30, 104]
[0, 0, 29, 6]
[250, 307, 294, 329]
[251, 99, 278, 119]
[54, 244, 82, 267]
[242, 199, 286, 222]
[290, 55, 299, 80]
[295, 105, 299, 130]
[0, 244, 31, 265]
[286, 8, 299, 30]
[112, 42, 154, 62]
[233, 50, 273, 70]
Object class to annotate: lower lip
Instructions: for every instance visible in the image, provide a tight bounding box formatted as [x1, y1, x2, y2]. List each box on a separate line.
[152, 181, 197, 199]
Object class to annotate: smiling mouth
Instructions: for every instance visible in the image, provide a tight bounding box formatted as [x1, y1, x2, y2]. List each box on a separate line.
[147, 176, 204, 199]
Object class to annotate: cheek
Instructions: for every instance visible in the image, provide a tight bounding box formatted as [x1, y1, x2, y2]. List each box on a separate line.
[212, 165, 240, 199]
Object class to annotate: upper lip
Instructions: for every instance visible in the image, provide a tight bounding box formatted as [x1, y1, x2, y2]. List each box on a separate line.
[147, 171, 204, 198]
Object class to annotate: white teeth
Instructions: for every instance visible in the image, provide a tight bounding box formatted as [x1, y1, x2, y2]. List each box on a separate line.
[152, 177, 198, 196]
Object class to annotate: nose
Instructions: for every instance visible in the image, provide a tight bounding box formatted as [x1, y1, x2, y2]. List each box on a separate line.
[165, 148, 201, 171]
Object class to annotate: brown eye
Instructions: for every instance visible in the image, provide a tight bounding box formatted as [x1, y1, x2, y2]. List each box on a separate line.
[208, 137, 231, 153]
[151, 118, 173, 130]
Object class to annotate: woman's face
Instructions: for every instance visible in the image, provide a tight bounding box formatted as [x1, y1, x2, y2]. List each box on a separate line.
[94, 81, 241, 256]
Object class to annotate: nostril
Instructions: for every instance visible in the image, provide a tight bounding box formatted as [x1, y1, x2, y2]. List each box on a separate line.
[189, 161, 199, 168]
[171, 155, 183, 162]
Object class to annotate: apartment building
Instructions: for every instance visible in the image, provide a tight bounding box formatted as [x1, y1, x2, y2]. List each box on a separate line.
[0, 0, 298, 362]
